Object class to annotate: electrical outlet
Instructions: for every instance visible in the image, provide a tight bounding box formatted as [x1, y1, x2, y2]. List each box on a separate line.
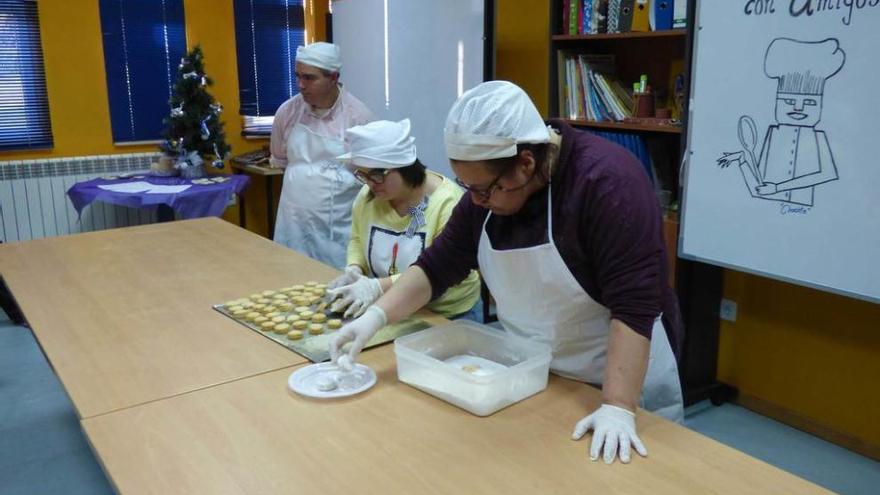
[719, 298, 737, 322]
[226, 193, 237, 207]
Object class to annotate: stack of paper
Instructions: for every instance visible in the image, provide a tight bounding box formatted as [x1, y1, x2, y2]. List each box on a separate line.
[144, 185, 191, 194]
[97, 182, 191, 194]
[98, 182, 153, 193]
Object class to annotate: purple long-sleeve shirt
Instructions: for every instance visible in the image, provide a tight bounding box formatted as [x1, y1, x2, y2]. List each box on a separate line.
[415, 120, 683, 356]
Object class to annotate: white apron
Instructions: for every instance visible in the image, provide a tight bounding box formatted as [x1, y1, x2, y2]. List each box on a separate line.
[477, 184, 684, 422]
[274, 122, 361, 269]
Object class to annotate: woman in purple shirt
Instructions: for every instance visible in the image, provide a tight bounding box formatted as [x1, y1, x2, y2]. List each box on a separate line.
[330, 81, 683, 465]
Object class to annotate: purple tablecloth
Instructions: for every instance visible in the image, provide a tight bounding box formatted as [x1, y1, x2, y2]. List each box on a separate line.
[67, 175, 251, 220]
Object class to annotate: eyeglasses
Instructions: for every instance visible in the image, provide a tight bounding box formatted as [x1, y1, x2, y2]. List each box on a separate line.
[353, 168, 391, 184]
[454, 169, 507, 200]
[455, 168, 536, 201]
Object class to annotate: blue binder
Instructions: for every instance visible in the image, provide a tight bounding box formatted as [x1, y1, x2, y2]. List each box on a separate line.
[650, 0, 673, 31]
[587, 130, 654, 184]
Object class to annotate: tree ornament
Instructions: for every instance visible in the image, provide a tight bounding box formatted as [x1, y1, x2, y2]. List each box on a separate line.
[200, 116, 211, 140]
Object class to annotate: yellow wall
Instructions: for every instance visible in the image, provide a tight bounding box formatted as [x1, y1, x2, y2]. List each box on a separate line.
[304, 0, 329, 43]
[1, 0, 260, 162]
[0, 0, 542, 235]
[184, 0, 255, 159]
[2, 0, 149, 159]
[718, 271, 880, 455]
[495, 0, 550, 117]
[493, 0, 880, 456]
[0, 0, 274, 231]
[183, 0, 268, 230]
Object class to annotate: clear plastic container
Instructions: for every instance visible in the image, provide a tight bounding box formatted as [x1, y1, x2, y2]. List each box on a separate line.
[394, 321, 552, 416]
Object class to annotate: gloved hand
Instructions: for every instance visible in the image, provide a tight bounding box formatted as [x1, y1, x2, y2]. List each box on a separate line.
[571, 404, 647, 464]
[328, 265, 365, 290]
[329, 305, 387, 365]
[326, 277, 383, 318]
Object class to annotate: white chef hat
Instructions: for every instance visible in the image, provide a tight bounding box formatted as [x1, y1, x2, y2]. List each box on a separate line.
[764, 38, 845, 95]
[337, 119, 418, 169]
[444, 81, 550, 161]
[295, 42, 342, 73]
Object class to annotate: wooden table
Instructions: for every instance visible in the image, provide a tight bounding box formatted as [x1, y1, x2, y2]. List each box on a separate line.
[0, 218, 329, 418]
[229, 162, 284, 235]
[82, 344, 829, 495]
[1, 219, 829, 493]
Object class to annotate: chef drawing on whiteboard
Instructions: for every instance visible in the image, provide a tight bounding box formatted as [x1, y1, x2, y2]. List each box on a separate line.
[718, 38, 845, 207]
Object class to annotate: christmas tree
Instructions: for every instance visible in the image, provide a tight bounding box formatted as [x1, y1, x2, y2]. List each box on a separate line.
[160, 45, 231, 178]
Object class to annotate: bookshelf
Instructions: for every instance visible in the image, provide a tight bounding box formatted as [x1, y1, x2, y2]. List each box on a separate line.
[547, 1, 734, 409]
[552, 28, 686, 41]
[548, 2, 688, 286]
[550, 36, 687, 136]
[561, 119, 682, 134]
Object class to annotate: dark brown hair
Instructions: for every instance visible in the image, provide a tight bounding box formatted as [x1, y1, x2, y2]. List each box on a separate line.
[396, 159, 427, 188]
[366, 159, 427, 201]
[484, 143, 551, 181]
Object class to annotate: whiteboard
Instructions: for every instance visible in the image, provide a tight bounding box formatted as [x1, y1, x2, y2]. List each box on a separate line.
[680, 1, 880, 303]
[331, 0, 487, 179]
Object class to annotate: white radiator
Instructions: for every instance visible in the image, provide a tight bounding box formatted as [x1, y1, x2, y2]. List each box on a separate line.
[0, 152, 162, 243]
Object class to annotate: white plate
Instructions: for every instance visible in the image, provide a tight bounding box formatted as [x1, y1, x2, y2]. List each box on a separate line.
[288, 362, 377, 399]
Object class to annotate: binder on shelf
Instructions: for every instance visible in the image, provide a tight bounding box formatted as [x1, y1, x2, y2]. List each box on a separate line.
[619, 0, 635, 32]
[673, 0, 687, 28]
[649, 0, 673, 31]
[607, 0, 635, 33]
[596, 0, 610, 34]
[631, 0, 649, 32]
[587, 130, 654, 185]
[607, 0, 621, 33]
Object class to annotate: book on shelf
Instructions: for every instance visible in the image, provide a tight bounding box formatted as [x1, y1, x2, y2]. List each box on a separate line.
[562, 0, 595, 35]
[583, 0, 593, 34]
[560, 0, 682, 34]
[558, 52, 635, 123]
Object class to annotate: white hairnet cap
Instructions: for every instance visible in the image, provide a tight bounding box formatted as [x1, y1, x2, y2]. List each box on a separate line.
[295, 42, 342, 72]
[338, 119, 417, 169]
[445, 80, 550, 161]
[764, 38, 845, 94]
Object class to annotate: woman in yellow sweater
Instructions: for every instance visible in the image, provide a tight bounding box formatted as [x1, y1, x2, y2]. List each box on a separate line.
[327, 119, 482, 320]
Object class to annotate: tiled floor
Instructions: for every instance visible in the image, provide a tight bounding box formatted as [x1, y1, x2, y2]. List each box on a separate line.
[684, 400, 880, 495]
[1, 311, 877, 494]
[0, 320, 113, 495]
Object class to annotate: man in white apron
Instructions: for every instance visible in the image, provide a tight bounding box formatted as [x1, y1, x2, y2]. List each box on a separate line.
[269, 42, 373, 268]
[330, 81, 684, 465]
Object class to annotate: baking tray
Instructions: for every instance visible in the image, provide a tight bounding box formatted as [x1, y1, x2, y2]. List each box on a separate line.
[213, 287, 429, 362]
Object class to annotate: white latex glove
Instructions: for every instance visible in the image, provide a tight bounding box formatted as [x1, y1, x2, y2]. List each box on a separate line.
[328, 265, 364, 290]
[326, 277, 383, 318]
[571, 404, 647, 464]
[329, 305, 387, 365]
